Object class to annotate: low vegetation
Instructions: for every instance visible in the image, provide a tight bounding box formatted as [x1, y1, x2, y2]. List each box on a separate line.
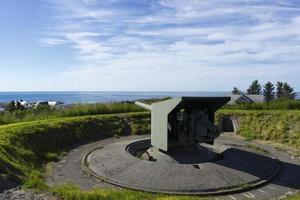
[217, 110, 300, 149]
[52, 184, 205, 200]
[286, 195, 300, 200]
[1, 99, 299, 127]
[223, 99, 300, 110]
[0, 112, 150, 184]
[0, 102, 144, 125]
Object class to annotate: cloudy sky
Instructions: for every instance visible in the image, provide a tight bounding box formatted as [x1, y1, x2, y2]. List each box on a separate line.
[0, 0, 300, 91]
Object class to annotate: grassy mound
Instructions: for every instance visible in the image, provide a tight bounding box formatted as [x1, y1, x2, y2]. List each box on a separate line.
[0, 112, 150, 185]
[217, 110, 300, 149]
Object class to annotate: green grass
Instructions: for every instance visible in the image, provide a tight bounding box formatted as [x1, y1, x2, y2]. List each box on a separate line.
[0, 112, 150, 184]
[52, 184, 208, 200]
[285, 195, 300, 200]
[0, 102, 145, 125]
[223, 99, 300, 110]
[217, 110, 300, 149]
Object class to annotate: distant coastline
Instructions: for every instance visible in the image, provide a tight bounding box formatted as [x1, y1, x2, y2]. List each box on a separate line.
[0, 91, 231, 104]
[0, 91, 299, 105]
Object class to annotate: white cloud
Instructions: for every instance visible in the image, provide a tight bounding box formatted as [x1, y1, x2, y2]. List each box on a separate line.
[41, 0, 300, 91]
[41, 38, 68, 46]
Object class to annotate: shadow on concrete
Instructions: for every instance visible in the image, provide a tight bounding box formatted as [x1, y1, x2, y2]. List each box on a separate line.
[170, 147, 300, 190]
[127, 138, 300, 191]
[215, 148, 300, 190]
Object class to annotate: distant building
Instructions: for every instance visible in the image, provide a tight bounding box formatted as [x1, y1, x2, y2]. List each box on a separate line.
[227, 94, 265, 105]
[15, 100, 33, 109]
[34, 101, 63, 109]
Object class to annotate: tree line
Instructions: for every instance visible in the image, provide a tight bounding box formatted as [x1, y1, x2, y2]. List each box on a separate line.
[232, 80, 296, 102]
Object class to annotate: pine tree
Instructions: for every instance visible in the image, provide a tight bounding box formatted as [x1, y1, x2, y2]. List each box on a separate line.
[282, 82, 296, 99]
[263, 81, 274, 102]
[276, 81, 283, 99]
[247, 80, 261, 95]
[232, 87, 242, 95]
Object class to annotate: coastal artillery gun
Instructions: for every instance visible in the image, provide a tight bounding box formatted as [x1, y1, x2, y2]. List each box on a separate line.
[83, 96, 283, 196]
[135, 97, 230, 151]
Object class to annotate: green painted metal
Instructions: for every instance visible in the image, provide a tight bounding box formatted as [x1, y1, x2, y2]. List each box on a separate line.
[151, 97, 182, 151]
[135, 97, 230, 151]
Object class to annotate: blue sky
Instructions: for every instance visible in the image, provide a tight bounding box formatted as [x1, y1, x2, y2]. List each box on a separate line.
[0, 0, 300, 91]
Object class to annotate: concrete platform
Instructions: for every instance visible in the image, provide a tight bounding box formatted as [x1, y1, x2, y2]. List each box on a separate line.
[83, 137, 280, 195]
[46, 134, 300, 199]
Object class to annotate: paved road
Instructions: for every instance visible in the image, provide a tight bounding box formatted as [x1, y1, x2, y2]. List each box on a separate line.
[46, 133, 300, 199]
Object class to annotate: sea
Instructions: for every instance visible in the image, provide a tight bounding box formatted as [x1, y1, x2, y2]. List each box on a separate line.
[0, 91, 299, 105]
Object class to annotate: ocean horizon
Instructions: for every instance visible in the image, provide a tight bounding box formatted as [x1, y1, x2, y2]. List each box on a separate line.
[0, 91, 299, 105]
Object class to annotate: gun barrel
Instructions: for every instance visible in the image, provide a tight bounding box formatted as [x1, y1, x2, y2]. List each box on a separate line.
[135, 101, 152, 111]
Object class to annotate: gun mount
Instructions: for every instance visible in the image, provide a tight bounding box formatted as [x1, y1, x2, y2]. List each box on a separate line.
[135, 97, 230, 151]
[82, 96, 284, 195]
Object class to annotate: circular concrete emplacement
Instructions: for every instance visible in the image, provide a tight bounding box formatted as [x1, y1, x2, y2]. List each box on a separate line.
[82, 138, 280, 195]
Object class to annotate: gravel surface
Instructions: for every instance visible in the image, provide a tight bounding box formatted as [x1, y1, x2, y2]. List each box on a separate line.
[0, 186, 58, 200]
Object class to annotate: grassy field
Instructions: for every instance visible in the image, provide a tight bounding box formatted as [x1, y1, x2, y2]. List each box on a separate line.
[0, 102, 144, 125]
[0, 102, 299, 199]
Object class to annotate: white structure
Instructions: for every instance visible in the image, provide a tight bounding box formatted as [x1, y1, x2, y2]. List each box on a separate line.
[15, 100, 33, 109]
[34, 101, 62, 109]
[228, 94, 265, 105]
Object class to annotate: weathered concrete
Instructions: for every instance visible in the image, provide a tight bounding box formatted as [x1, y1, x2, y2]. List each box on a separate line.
[46, 135, 146, 190]
[83, 138, 280, 195]
[47, 133, 300, 199]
